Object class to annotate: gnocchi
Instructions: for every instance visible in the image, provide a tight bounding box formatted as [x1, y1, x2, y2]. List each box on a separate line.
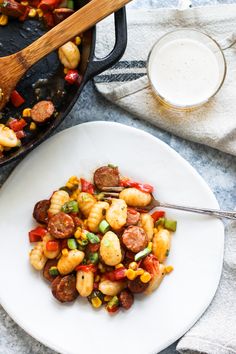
[140, 213, 154, 241]
[87, 201, 109, 232]
[0, 124, 18, 148]
[48, 190, 70, 216]
[145, 264, 166, 295]
[58, 41, 80, 69]
[78, 192, 96, 218]
[152, 227, 171, 263]
[99, 279, 127, 296]
[76, 270, 94, 297]
[30, 242, 47, 270]
[57, 250, 84, 275]
[100, 231, 122, 266]
[106, 199, 127, 230]
[119, 188, 152, 207]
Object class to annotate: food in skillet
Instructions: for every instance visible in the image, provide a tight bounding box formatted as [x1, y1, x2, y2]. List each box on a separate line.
[0, 0, 82, 158]
[29, 165, 177, 313]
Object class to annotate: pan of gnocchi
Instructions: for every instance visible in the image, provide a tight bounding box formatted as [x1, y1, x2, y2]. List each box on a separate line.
[29, 165, 177, 313]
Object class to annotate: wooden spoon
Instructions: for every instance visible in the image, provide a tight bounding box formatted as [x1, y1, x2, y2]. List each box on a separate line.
[0, 0, 132, 110]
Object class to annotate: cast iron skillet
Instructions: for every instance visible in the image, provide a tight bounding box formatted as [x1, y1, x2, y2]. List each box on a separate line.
[0, 0, 127, 167]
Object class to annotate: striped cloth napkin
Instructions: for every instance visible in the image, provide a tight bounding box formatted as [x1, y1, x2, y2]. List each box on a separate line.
[94, 4, 236, 156]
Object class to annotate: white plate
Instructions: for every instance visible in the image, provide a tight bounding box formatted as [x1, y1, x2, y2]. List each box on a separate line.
[0, 122, 224, 354]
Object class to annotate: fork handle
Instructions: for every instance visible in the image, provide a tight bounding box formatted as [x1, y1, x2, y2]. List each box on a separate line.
[159, 202, 236, 220]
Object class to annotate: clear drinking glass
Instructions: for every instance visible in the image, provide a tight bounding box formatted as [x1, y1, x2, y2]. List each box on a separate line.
[147, 29, 226, 111]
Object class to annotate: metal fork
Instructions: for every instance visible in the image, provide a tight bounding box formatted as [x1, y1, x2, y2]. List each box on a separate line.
[100, 187, 236, 220]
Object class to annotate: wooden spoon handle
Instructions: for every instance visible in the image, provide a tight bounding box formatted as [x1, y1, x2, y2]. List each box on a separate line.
[21, 0, 131, 70]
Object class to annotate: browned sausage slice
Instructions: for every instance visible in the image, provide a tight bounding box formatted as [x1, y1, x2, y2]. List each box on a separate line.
[33, 199, 50, 224]
[126, 208, 140, 226]
[122, 226, 148, 253]
[43, 259, 58, 282]
[31, 100, 55, 123]
[53, 8, 74, 24]
[128, 276, 149, 294]
[48, 212, 75, 239]
[51, 275, 78, 302]
[119, 289, 134, 310]
[94, 166, 120, 190]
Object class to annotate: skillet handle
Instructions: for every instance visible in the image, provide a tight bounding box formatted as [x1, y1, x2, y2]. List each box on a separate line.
[84, 7, 127, 82]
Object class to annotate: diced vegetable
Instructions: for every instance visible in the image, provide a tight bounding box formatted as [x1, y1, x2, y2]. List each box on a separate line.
[80, 178, 94, 194]
[134, 247, 151, 262]
[106, 267, 127, 281]
[98, 220, 110, 234]
[67, 238, 77, 250]
[87, 290, 104, 304]
[15, 130, 26, 139]
[49, 266, 59, 276]
[61, 200, 79, 213]
[155, 217, 166, 227]
[151, 210, 165, 222]
[67, 0, 74, 9]
[65, 69, 79, 84]
[86, 232, 100, 244]
[75, 264, 97, 272]
[88, 252, 99, 265]
[8, 118, 27, 132]
[38, 0, 60, 11]
[164, 219, 177, 232]
[10, 90, 25, 107]
[29, 226, 47, 242]
[106, 296, 119, 313]
[46, 240, 59, 252]
[120, 178, 154, 193]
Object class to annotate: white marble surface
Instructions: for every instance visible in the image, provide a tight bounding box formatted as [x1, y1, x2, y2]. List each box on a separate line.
[0, 1, 236, 354]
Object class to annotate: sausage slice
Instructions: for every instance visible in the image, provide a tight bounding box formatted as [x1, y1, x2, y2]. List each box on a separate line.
[51, 275, 78, 302]
[126, 208, 140, 226]
[94, 166, 120, 190]
[119, 289, 134, 310]
[43, 259, 58, 282]
[31, 100, 55, 123]
[48, 212, 75, 239]
[33, 199, 50, 224]
[122, 226, 148, 253]
[128, 276, 149, 294]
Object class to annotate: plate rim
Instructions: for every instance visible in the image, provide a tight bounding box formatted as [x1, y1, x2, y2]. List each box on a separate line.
[0, 121, 225, 354]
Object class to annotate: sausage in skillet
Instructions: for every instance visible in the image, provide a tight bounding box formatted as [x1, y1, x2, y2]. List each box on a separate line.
[31, 100, 55, 123]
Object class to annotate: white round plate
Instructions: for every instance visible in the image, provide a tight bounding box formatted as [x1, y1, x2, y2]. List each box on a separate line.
[0, 122, 224, 354]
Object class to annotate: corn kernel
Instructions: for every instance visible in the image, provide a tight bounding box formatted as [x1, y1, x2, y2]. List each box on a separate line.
[98, 262, 106, 273]
[165, 265, 174, 274]
[140, 271, 151, 283]
[91, 297, 102, 308]
[129, 261, 138, 270]
[95, 275, 100, 282]
[70, 190, 79, 200]
[81, 233, 87, 241]
[62, 248, 69, 256]
[74, 227, 82, 239]
[66, 175, 79, 189]
[148, 242, 153, 250]
[136, 268, 144, 276]
[29, 122, 37, 131]
[83, 219, 88, 227]
[126, 269, 136, 280]
[36, 8, 43, 17]
[0, 15, 8, 26]
[22, 108, 31, 117]
[21, 1, 28, 5]
[75, 36, 81, 46]
[104, 295, 112, 302]
[115, 263, 124, 269]
[28, 8, 37, 17]
[64, 68, 69, 74]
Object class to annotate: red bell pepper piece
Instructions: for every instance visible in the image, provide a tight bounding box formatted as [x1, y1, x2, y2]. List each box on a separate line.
[65, 69, 79, 85]
[80, 178, 94, 194]
[75, 264, 97, 273]
[120, 178, 154, 193]
[29, 226, 47, 242]
[38, 0, 60, 11]
[43, 12, 55, 28]
[10, 90, 25, 107]
[142, 254, 159, 276]
[46, 240, 59, 252]
[18, 6, 30, 21]
[87, 243, 100, 253]
[106, 267, 127, 281]
[107, 305, 119, 313]
[8, 118, 27, 132]
[151, 210, 165, 222]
